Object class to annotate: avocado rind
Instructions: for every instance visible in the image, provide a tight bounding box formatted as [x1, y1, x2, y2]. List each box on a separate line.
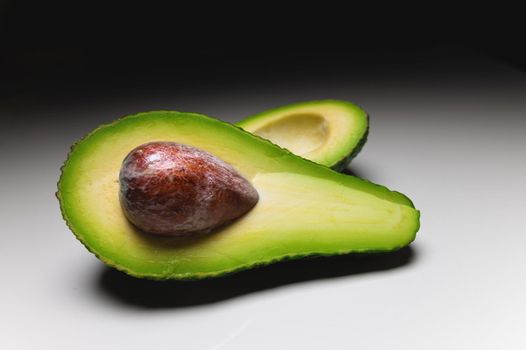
[332, 115, 369, 172]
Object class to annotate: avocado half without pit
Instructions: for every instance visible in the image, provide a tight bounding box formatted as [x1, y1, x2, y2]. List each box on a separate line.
[58, 111, 419, 280]
[237, 100, 369, 170]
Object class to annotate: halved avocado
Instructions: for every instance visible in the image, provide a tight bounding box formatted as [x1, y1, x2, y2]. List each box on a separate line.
[58, 111, 419, 280]
[237, 100, 368, 170]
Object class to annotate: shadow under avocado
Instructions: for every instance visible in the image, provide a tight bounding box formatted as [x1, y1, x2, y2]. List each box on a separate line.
[97, 246, 416, 309]
[342, 165, 369, 179]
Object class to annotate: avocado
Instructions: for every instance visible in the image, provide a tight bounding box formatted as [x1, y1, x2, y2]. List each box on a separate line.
[58, 111, 419, 280]
[236, 100, 369, 170]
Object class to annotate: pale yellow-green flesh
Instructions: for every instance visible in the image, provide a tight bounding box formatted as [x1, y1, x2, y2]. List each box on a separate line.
[59, 112, 418, 279]
[250, 113, 329, 157]
[237, 100, 366, 167]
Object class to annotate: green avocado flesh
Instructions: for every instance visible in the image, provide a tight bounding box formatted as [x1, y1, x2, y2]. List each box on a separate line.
[236, 100, 369, 170]
[58, 111, 419, 280]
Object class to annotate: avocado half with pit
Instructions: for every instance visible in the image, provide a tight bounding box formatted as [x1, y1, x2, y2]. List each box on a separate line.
[58, 111, 419, 280]
[237, 100, 368, 170]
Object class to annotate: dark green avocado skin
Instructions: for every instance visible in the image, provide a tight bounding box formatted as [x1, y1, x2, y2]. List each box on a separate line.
[333, 116, 369, 172]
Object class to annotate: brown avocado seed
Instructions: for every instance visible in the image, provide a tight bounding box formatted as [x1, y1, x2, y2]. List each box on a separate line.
[119, 142, 259, 236]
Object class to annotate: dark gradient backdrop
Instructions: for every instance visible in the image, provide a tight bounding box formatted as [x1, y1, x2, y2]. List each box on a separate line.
[1, 5, 526, 350]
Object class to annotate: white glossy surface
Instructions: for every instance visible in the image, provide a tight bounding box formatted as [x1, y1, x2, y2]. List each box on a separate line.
[1, 50, 525, 349]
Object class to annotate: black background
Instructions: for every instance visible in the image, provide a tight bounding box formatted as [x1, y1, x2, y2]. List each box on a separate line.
[1, 2, 524, 107]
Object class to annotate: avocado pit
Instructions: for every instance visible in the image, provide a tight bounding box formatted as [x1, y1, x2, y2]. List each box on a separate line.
[119, 142, 259, 236]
